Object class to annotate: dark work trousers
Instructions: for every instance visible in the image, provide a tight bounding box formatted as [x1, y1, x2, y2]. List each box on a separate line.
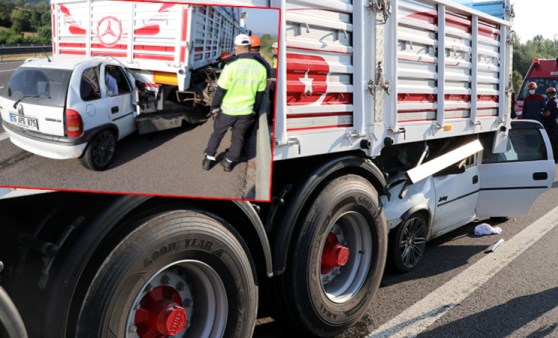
[545, 127, 558, 163]
[205, 113, 254, 162]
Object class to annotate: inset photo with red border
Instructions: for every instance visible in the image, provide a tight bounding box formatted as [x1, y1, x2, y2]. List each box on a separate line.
[0, 0, 279, 201]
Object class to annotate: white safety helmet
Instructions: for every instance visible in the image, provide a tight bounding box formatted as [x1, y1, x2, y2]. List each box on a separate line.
[234, 34, 251, 46]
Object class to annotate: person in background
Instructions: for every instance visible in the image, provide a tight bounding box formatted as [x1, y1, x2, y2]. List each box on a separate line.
[271, 42, 278, 69]
[202, 34, 267, 172]
[521, 82, 546, 121]
[216, 51, 235, 70]
[105, 71, 118, 96]
[249, 35, 271, 78]
[542, 87, 558, 162]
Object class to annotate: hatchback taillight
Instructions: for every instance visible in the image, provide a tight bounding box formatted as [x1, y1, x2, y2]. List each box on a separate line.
[65, 109, 83, 137]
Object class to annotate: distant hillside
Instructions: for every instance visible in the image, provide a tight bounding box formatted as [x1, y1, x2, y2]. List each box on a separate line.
[0, 0, 51, 44]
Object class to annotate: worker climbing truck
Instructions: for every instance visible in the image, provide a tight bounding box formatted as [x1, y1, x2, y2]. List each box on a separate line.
[3, 0, 554, 338]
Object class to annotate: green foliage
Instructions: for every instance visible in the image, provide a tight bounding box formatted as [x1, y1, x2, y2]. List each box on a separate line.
[512, 35, 558, 92]
[0, 0, 50, 43]
[0, 0, 15, 27]
[258, 34, 276, 64]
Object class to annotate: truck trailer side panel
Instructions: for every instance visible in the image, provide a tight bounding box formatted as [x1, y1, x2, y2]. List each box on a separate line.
[273, 0, 513, 160]
[51, 0, 243, 90]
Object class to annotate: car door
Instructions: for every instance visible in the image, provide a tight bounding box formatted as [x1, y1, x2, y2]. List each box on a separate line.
[101, 64, 136, 139]
[476, 120, 556, 217]
[430, 155, 480, 239]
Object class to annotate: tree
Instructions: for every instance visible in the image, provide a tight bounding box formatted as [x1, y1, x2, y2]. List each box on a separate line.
[10, 7, 31, 33]
[0, 0, 14, 27]
[258, 33, 275, 63]
[511, 34, 558, 93]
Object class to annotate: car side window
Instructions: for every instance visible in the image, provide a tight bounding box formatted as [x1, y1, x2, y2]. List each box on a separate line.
[80, 67, 101, 101]
[105, 65, 131, 96]
[481, 128, 547, 163]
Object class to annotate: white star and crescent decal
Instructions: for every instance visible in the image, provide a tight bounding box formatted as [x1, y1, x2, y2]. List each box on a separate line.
[299, 69, 314, 95]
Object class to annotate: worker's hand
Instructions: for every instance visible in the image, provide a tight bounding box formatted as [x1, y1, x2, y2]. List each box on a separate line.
[211, 108, 220, 120]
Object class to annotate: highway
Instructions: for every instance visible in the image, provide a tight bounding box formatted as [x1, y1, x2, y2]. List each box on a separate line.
[0, 61, 267, 200]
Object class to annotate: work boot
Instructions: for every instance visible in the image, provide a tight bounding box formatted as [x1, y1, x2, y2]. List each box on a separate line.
[202, 154, 216, 170]
[221, 158, 234, 172]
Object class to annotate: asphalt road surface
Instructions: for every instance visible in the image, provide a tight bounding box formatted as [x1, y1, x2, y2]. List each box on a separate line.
[0, 61, 265, 200]
[254, 172, 558, 337]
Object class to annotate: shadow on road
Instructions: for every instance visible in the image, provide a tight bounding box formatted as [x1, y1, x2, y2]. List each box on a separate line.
[417, 287, 558, 338]
[381, 221, 493, 287]
[108, 122, 201, 169]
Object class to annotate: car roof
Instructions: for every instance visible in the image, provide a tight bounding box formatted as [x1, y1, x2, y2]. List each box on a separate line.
[19, 56, 121, 70]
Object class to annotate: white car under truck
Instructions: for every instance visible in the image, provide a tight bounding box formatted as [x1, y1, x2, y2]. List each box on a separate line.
[0, 1, 247, 170]
[1, 0, 554, 337]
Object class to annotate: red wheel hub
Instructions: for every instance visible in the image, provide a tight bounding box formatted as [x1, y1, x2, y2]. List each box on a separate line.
[134, 286, 187, 337]
[321, 232, 350, 274]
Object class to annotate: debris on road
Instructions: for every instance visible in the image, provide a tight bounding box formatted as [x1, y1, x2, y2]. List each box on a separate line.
[485, 239, 505, 253]
[474, 223, 503, 236]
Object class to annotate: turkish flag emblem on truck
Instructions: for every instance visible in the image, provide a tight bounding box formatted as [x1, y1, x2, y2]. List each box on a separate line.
[287, 53, 330, 105]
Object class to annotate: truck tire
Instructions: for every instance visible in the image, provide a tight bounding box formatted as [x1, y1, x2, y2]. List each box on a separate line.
[272, 175, 387, 337]
[389, 212, 427, 273]
[74, 210, 257, 338]
[80, 129, 116, 171]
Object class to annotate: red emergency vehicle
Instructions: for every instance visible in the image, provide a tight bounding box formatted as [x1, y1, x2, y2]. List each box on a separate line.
[514, 58, 558, 117]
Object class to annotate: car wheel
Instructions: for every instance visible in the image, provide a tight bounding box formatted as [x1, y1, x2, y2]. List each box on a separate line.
[271, 175, 387, 337]
[74, 210, 257, 338]
[80, 129, 116, 171]
[390, 212, 427, 273]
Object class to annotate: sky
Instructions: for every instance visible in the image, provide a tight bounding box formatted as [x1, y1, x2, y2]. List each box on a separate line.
[513, 0, 558, 41]
[243, 8, 279, 36]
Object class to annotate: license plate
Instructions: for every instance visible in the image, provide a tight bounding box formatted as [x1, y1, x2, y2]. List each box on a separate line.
[9, 113, 39, 131]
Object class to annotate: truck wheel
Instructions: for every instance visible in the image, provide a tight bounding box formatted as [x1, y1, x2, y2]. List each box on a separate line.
[389, 212, 427, 273]
[272, 175, 387, 337]
[74, 210, 257, 338]
[80, 129, 116, 171]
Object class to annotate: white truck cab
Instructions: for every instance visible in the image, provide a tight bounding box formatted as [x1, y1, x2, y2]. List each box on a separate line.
[0, 57, 139, 170]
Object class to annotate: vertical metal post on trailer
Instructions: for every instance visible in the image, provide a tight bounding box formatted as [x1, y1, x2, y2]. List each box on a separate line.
[470, 15, 479, 126]
[126, 1, 135, 64]
[436, 3, 446, 129]
[273, 0, 288, 148]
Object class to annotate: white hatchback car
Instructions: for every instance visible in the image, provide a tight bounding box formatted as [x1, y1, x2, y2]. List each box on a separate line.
[0, 57, 138, 170]
[381, 120, 556, 272]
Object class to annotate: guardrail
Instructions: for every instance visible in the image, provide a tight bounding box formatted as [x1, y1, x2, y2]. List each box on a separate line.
[0, 44, 52, 61]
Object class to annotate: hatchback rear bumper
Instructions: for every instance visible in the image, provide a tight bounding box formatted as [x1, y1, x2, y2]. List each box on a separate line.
[3, 123, 87, 159]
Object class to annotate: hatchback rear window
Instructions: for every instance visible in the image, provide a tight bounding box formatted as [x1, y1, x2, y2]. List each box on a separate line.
[1, 67, 72, 107]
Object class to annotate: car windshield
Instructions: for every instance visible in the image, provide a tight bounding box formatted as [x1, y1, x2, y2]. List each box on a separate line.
[517, 77, 558, 101]
[1, 67, 72, 107]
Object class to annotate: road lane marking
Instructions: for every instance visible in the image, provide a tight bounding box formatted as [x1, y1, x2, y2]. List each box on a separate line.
[0, 132, 8, 141]
[368, 205, 558, 338]
[0, 69, 18, 73]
